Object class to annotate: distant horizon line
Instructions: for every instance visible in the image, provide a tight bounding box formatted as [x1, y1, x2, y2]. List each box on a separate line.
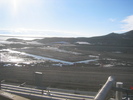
[0, 34, 96, 38]
[0, 29, 131, 39]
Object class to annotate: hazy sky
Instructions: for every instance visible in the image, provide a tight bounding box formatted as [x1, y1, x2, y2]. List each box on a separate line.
[0, 0, 133, 37]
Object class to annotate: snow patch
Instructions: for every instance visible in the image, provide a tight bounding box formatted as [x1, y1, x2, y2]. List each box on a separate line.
[76, 42, 90, 45]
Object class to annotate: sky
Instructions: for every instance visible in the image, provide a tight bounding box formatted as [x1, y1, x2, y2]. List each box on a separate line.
[0, 0, 133, 37]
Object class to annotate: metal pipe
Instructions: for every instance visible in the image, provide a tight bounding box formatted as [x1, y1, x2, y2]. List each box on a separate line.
[94, 76, 115, 100]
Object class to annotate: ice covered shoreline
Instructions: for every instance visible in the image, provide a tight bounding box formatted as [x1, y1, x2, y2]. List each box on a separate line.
[0, 49, 98, 65]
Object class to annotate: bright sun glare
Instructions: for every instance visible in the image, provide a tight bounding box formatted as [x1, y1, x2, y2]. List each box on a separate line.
[12, 0, 18, 15]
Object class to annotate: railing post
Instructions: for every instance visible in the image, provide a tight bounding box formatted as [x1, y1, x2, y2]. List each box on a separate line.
[116, 82, 123, 100]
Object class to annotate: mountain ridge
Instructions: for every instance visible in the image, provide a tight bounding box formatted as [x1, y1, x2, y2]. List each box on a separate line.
[36, 30, 133, 47]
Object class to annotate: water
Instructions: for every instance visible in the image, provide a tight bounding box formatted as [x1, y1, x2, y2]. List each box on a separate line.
[0, 36, 43, 41]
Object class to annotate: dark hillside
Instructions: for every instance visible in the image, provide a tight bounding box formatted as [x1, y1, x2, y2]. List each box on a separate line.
[37, 30, 133, 47]
[6, 38, 26, 42]
[37, 38, 76, 44]
[87, 30, 133, 46]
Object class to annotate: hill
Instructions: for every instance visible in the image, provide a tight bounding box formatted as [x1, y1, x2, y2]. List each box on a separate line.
[87, 30, 133, 46]
[37, 30, 133, 47]
[6, 38, 26, 42]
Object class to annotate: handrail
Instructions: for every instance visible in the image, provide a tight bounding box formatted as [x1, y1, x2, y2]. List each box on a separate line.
[94, 76, 115, 100]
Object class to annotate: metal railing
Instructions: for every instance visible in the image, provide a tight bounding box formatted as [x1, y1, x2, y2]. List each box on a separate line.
[94, 76, 133, 100]
[1, 77, 133, 100]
